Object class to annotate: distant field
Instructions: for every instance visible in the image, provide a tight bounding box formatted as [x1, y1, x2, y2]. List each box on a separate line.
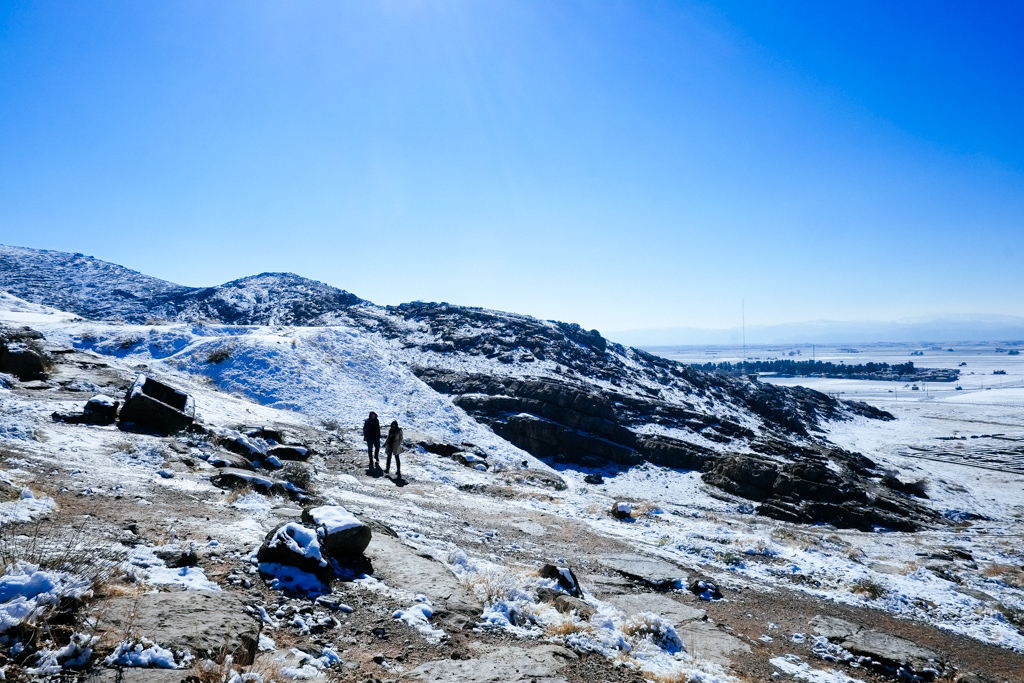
[649, 342, 1024, 474]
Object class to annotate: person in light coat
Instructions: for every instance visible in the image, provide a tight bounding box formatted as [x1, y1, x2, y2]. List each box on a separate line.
[383, 420, 404, 478]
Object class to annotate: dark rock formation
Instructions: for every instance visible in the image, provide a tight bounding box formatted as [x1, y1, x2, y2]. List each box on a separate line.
[539, 564, 583, 598]
[118, 374, 194, 434]
[702, 454, 942, 532]
[0, 327, 50, 381]
[52, 394, 120, 426]
[268, 444, 310, 461]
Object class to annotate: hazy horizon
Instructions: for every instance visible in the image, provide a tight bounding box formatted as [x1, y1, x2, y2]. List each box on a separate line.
[2, 2, 1022, 332]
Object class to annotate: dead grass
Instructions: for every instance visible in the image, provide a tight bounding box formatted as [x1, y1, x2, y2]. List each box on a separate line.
[983, 564, 1024, 589]
[459, 566, 518, 605]
[0, 517, 124, 653]
[851, 577, 886, 600]
[632, 501, 661, 518]
[206, 347, 232, 365]
[224, 485, 255, 504]
[544, 617, 588, 638]
[189, 650, 285, 683]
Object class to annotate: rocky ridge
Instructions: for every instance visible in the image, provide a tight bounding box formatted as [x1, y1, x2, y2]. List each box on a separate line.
[0, 245, 939, 532]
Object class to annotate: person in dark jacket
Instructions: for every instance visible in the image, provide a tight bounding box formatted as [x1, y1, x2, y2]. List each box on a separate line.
[363, 411, 381, 469]
[383, 420, 404, 478]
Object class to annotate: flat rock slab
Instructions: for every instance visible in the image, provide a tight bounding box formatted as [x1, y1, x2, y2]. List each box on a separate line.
[810, 615, 858, 641]
[509, 519, 547, 536]
[844, 630, 943, 671]
[96, 591, 260, 664]
[579, 573, 633, 597]
[676, 621, 751, 667]
[365, 535, 479, 613]
[607, 592, 706, 625]
[598, 553, 688, 588]
[400, 644, 577, 682]
[810, 615, 943, 675]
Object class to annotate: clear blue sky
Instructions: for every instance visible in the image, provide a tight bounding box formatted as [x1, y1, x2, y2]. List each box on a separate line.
[1, 1, 1022, 332]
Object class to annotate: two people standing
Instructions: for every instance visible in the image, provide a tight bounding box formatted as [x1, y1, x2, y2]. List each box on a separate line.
[362, 411, 404, 479]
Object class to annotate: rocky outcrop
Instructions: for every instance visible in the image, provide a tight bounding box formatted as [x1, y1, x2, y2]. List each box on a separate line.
[810, 615, 944, 680]
[0, 245, 912, 531]
[702, 454, 943, 531]
[0, 326, 50, 381]
[118, 374, 194, 434]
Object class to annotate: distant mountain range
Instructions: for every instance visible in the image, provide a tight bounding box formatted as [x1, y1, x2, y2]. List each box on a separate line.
[608, 317, 1024, 347]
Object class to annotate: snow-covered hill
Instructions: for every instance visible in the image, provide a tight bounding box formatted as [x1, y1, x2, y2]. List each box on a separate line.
[1, 244, 931, 531]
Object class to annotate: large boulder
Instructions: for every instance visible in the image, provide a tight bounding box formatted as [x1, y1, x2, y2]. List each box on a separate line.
[300, 505, 371, 557]
[206, 451, 255, 471]
[83, 395, 119, 424]
[118, 374, 194, 434]
[257, 522, 332, 584]
[221, 433, 266, 460]
[0, 327, 49, 381]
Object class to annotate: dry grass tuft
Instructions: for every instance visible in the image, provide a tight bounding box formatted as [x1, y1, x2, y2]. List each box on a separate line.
[545, 618, 588, 638]
[983, 564, 1024, 589]
[851, 577, 886, 600]
[460, 566, 518, 605]
[189, 651, 285, 683]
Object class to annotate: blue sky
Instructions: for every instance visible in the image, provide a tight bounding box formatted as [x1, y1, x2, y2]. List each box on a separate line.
[1, 1, 1022, 333]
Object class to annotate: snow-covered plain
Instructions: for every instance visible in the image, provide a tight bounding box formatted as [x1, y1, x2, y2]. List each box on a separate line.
[1, 295, 1023, 682]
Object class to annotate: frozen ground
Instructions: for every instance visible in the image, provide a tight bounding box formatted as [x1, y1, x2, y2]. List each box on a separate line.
[1, 298, 1022, 682]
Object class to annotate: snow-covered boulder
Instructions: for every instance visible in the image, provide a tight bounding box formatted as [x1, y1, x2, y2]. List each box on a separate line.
[209, 468, 307, 500]
[258, 522, 332, 583]
[539, 563, 583, 598]
[301, 505, 371, 557]
[610, 501, 632, 520]
[83, 394, 119, 424]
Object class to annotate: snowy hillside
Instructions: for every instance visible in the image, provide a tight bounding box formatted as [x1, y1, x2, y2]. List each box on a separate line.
[1, 290, 1023, 683]
[0, 244, 939, 533]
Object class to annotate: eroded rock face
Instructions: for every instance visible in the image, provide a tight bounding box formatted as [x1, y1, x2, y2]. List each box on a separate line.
[702, 455, 943, 532]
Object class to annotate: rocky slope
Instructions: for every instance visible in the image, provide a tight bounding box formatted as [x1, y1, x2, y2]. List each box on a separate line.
[0, 244, 936, 532]
[0, 300, 1022, 683]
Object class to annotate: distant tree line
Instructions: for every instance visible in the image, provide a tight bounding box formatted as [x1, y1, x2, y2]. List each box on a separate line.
[694, 359, 919, 377]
